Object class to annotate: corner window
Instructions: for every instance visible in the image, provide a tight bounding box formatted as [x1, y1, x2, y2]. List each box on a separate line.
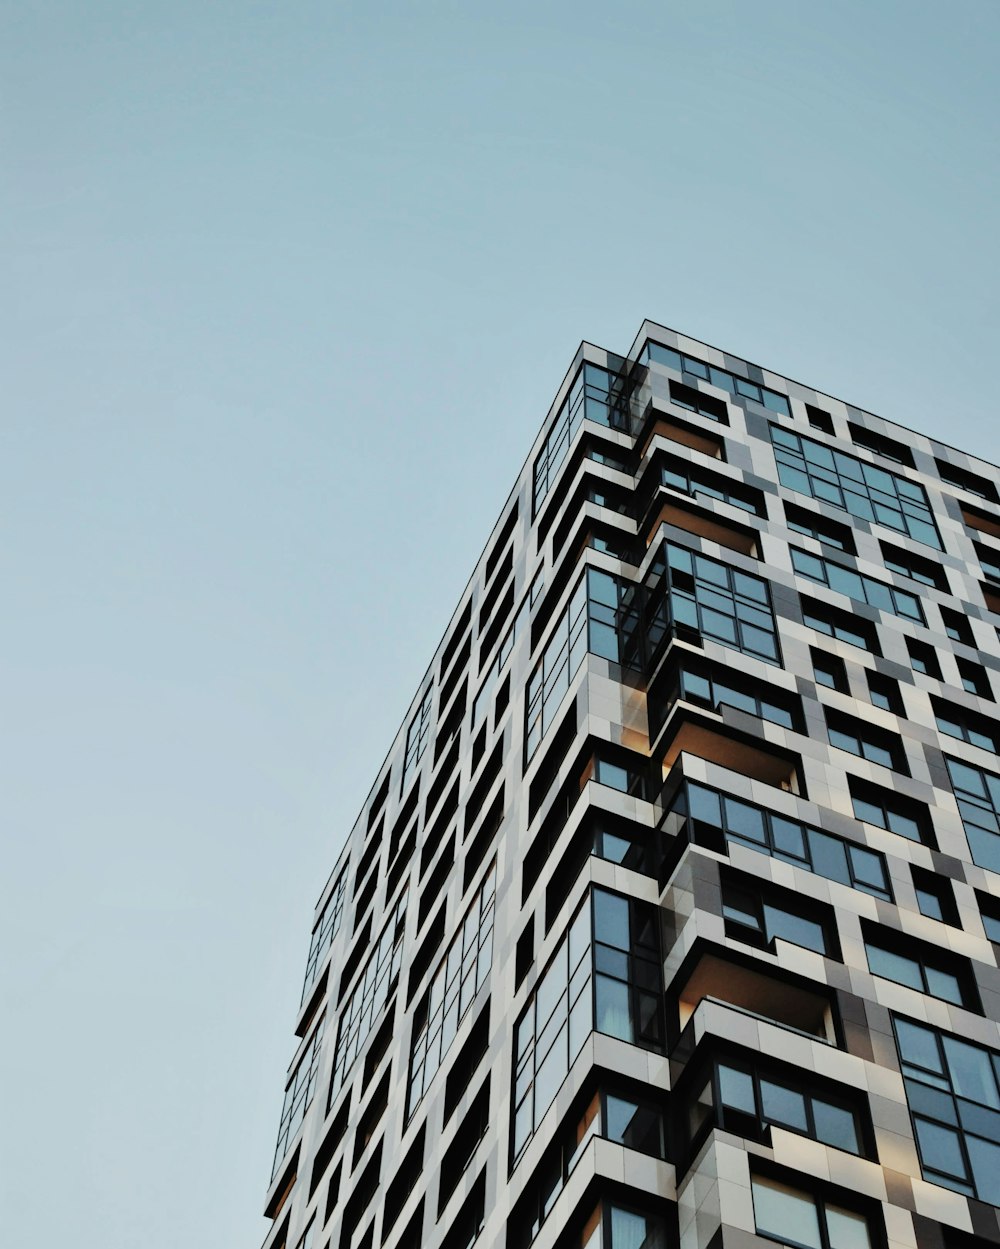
[512, 889, 663, 1159]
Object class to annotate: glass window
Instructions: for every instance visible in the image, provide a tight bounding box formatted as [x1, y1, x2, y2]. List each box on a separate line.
[771, 426, 941, 548]
[659, 454, 765, 516]
[330, 893, 407, 1097]
[302, 869, 348, 1002]
[407, 867, 496, 1118]
[866, 936, 969, 1007]
[513, 890, 663, 1159]
[533, 364, 625, 511]
[272, 1015, 326, 1179]
[644, 341, 790, 415]
[683, 781, 892, 900]
[662, 543, 780, 663]
[675, 663, 799, 731]
[894, 1015, 1000, 1204]
[946, 756, 1000, 874]
[850, 778, 930, 844]
[402, 687, 433, 791]
[792, 548, 924, 622]
[826, 710, 905, 773]
[751, 1176, 872, 1249]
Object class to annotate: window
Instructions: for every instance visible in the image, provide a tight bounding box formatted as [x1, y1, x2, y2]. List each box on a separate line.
[912, 866, 958, 926]
[906, 637, 941, 679]
[525, 569, 636, 760]
[932, 697, 1000, 753]
[849, 777, 932, 845]
[682, 781, 892, 899]
[977, 892, 1000, 943]
[936, 458, 998, 503]
[272, 1015, 326, 1179]
[402, 689, 433, 791]
[806, 404, 835, 434]
[941, 606, 975, 646]
[512, 889, 663, 1159]
[722, 877, 834, 956]
[826, 709, 907, 773]
[975, 541, 1000, 585]
[533, 363, 626, 511]
[958, 657, 992, 700]
[866, 672, 902, 714]
[513, 1089, 666, 1249]
[784, 502, 855, 553]
[812, 648, 848, 693]
[407, 867, 496, 1118]
[302, 869, 349, 1002]
[751, 1174, 874, 1249]
[295, 1220, 315, 1249]
[661, 543, 781, 663]
[472, 587, 531, 727]
[771, 425, 941, 548]
[671, 661, 800, 731]
[702, 1059, 862, 1154]
[791, 548, 924, 622]
[865, 930, 973, 1008]
[878, 541, 948, 590]
[330, 893, 407, 1097]
[801, 597, 880, 654]
[946, 756, 1000, 874]
[658, 455, 765, 515]
[668, 379, 728, 421]
[577, 1202, 668, 1249]
[643, 340, 791, 414]
[894, 1015, 1000, 1204]
[848, 420, 914, 466]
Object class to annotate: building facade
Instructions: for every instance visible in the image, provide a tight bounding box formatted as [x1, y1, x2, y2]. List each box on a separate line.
[259, 323, 1000, 1249]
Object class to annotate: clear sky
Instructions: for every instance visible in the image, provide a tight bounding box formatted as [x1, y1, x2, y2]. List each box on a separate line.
[2, 2, 998, 1246]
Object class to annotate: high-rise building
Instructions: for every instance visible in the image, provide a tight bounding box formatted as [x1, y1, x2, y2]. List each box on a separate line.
[259, 323, 1000, 1249]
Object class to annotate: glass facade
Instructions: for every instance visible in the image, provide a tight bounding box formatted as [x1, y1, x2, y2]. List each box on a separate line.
[790, 548, 924, 622]
[660, 543, 780, 662]
[407, 865, 496, 1117]
[771, 426, 941, 548]
[533, 364, 625, 511]
[895, 1016, 1000, 1204]
[512, 888, 662, 1159]
[301, 869, 348, 1003]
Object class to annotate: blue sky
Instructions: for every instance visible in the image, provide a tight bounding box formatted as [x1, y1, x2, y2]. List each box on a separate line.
[2, 3, 998, 1246]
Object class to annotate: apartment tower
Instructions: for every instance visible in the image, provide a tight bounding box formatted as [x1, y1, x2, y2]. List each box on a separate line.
[259, 323, 1000, 1249]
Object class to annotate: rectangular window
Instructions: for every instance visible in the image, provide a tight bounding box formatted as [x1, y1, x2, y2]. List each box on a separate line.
[912, 866, 958, 926]
[512, 888, 663, 1159]
[666, 661, 801, 734]
[682, 781, 892, 900]
[849, 777, 933, 845]
[906, 637, 941, 679]
[643, 341, 791, 415]
[407, 865, 496, 1118]
[933, 697, 1000, 753]
[936, 458, 998, 502]
[791, 548, 924, 622]
[894, 1015, 1000, 1205]
[302, 870, 349, 1002]
[704, 1058, 862, 1154]
[848, 420, 914, 466]
[958, 657, 992, 700]
[661, 543, 781, 663]
[865, 929, 974, 1008]
[722, 877, 834, 956]
[825, 708, 908, 773]
[512, 1088, 666, 1249]
[946, 756, 1000, 874]
[801, 596, 880, 654]
[975, 541, 1000, 585]
[771, 425, 941, 548]
[402, 689, 433, 792]
[272, 1015, 326, 1179]
[879, 540, 948, 590]
[811, 648, 848, 693]
[330, 893, 407, 1097]
[659, 455, 765, 515]
[533, 364, 624, 511]
[783, 502, 855, 553]
[472, 584, 532, 726]
[751, 1174, 874, 1249]
[977, 892, 1000, 943]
